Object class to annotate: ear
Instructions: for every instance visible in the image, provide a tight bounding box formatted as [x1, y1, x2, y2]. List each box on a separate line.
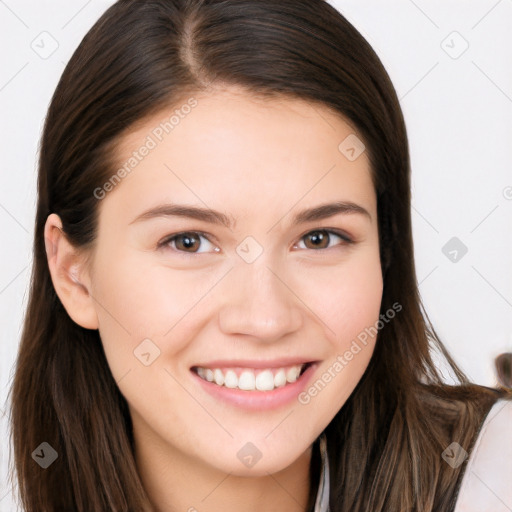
[44, 213, 99, 330]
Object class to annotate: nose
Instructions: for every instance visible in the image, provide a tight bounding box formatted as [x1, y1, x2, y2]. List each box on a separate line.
[218, 258, 303, 342]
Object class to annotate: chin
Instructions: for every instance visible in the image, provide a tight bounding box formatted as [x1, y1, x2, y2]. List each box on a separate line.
[204, 438, 313, 478]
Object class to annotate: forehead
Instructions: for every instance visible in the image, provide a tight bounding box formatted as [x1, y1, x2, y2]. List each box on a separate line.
[105, 87, 375, 221]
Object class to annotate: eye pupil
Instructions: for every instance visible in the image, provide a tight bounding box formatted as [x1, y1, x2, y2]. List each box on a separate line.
[177, 233, 199, 251]
[306, 230, 329, 249]
[163, 229, 346, 255]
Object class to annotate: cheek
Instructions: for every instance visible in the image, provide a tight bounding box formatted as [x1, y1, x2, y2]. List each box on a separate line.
[88, 236, 384, 467]
[93, 245, 383, 328]
[294, 251, 383, 413]
[90, 251, 190, 373]
[92, 240, 382, 391]
[302, 249, 383, 342]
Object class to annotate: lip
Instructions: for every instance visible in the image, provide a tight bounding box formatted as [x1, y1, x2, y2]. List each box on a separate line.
[191, 357, 315, 370]
[191, 361, 319, 411]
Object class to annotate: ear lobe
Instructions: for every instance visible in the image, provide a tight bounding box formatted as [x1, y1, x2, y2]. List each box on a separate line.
[44, 213, 99, 330]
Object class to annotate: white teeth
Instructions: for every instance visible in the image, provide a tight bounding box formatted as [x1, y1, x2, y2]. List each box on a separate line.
[224, 370, 238, 388]
[238, 371, 256, 390]
[286, 366, 300, 383]
[213, 369, 224, 386]
[274, 369, 287, 387]
[195, 364, 307, 391]
[256, 370, 275, 391]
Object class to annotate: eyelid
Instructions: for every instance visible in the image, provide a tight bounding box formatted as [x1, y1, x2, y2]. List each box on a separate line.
[297, 227, 354, 244]
[293, 228, 354, 250]
[157, 228, 354, 255]
[157, 231, 218, 253]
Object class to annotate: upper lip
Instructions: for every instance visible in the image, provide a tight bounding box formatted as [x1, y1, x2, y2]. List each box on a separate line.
[191, 357, 317, 369]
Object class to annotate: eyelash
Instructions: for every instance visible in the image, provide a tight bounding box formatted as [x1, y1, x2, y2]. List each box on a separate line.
[157, 229, 354, 256]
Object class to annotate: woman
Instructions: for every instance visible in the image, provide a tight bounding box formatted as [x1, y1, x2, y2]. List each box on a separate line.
[9, 0, 512, 510]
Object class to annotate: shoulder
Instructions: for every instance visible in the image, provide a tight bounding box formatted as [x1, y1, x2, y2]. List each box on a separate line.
[453, 398, 512, 512]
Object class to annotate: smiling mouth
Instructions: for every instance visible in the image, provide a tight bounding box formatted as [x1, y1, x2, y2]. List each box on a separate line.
[191, 362, 312, 392]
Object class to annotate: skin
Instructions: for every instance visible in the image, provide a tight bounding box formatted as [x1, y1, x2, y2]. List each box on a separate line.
[45, 86, 383, 512]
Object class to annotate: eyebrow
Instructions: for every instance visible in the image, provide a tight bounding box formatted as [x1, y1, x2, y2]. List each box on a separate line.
[129, 200, 371, 229]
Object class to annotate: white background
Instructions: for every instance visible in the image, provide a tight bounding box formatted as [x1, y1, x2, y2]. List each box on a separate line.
[1, 1, 511, 509]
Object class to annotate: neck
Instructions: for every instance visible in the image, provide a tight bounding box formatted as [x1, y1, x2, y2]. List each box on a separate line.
[134, 422, 314, 512]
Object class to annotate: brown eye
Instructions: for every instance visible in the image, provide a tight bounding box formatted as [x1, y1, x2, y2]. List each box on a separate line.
[298, 230, 352, 250]
[174, 232, 201, 252]
[159, 231, 218, 254]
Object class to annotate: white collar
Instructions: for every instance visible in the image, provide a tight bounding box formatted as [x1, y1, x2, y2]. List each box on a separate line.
[314, 399, 512, 512]
[314, 434, 330, 512]
[453, 398, 512, 511]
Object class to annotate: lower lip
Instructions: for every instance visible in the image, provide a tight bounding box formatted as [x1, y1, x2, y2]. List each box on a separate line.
[191, 363, 318, 411]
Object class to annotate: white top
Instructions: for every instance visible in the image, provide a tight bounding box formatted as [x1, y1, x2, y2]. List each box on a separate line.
[454, 398, 512, 512]
[315, 398, 512, 512]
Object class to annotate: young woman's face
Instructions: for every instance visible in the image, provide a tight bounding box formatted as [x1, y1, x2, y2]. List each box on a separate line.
[88, 87, 383, 476]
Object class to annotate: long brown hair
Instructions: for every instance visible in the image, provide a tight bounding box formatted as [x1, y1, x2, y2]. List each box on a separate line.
[8, 0, 512, 510]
